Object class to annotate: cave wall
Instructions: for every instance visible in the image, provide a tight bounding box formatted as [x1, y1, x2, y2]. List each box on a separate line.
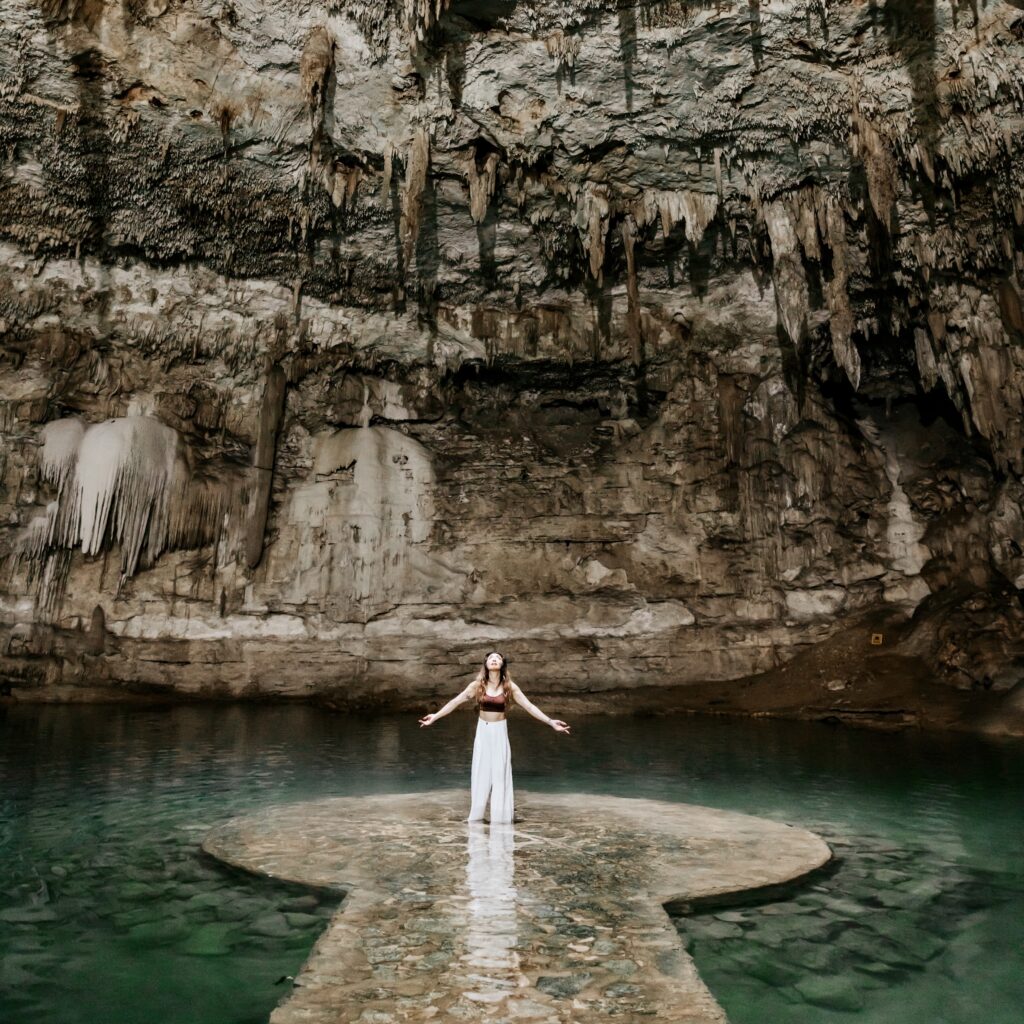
[2, 0, 1024, 709]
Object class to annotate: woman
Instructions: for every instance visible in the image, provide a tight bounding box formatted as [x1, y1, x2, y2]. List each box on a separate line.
[419, 652, 571, 823]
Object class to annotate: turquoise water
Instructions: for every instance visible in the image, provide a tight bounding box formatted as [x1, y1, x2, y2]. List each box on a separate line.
[1, 704, 1021, 1023]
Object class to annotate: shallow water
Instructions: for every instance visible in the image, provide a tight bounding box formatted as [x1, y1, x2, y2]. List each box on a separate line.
[1, 704, 1021, 1024]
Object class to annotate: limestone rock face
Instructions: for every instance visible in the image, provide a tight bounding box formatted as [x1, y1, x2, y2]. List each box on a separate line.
[1, 1, 1024, 726]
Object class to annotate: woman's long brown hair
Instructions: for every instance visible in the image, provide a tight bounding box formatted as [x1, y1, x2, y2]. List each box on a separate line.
[475, 651, 513, 710]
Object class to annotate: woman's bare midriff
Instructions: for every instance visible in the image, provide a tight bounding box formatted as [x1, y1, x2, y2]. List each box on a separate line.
[478, 710, 506, 722]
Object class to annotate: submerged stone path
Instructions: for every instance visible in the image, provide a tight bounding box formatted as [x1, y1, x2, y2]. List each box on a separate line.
[201, 791, 831, 1023]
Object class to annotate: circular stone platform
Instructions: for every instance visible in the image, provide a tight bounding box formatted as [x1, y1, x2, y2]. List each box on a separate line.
[201, 790, 831, 1023]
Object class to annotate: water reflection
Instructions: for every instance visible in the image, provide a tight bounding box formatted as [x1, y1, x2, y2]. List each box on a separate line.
[0, 705, 1022, 1024]
[462, 823, 522, 1003]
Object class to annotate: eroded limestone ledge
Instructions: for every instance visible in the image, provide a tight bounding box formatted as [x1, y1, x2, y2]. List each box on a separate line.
[201, 790, 832, 1023]
[4, 1, 1024, 720]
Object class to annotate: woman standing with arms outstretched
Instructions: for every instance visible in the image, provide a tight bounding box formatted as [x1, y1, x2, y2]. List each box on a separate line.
[419, 652, 571, 823]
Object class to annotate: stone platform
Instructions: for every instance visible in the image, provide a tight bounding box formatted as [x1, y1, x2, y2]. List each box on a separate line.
[201, 791, 832, 1023]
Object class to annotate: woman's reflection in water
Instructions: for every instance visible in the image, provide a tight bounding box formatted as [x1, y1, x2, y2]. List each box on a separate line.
[462, 823, 523, 1003]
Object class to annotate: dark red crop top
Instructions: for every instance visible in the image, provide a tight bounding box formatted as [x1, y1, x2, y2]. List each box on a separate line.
[479, 689, 506, 711]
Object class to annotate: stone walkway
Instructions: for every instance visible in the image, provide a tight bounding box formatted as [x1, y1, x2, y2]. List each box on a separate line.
[201, 791, 831, 1023]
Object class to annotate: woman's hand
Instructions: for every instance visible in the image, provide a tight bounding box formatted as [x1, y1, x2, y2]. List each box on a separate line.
[549, 719, 571, 734]
[419, 713, 437, 727]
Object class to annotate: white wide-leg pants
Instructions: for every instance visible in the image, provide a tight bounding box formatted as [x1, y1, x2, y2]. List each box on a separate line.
[468, 718, 514, 823]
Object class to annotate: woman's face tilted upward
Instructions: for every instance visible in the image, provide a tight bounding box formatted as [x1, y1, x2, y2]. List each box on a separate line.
[485, 652, 505, 676]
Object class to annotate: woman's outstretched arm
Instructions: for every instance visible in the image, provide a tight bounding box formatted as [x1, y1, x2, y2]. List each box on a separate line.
[510, 681, 571, 733]
[419, 677, 478, 727]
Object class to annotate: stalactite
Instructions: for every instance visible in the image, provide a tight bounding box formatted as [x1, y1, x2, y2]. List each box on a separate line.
[545, 29, 580, 73]
[328, 163, 361, 211]
[678, 191, 719, 246]
[634, 190, 682, 238]
[245, 364, 287, 570]
[908, 141, 935, 183]
[763, 199, 810, 348]
[765, 186, 860, 387]
[404, 0, 452, 43]
[172, 471, 229, 552]
[32, 550, 72, 620]
[633, 189, 718, 246]
[997, 278, 1024, 335]
[914, 326, 940, 391]
[401, 127, 430, 269]
[820, 194, 860, 389]
[64, 417, 182, 568]
[300, 25, 334, 138]
[574, 183, 611, 282]
[381, 141, 397, 200]
[789, 191, 821, 261]
[465, 150, 499, 225]
[19, 416, 229, 611]
[909, 287, 1024, 472]
[850, 104, 898, 233]
[39, 417, 84, 493]
[29, 419, 200, 588]
[20, 506, 57, 566]
[621, 214, 641, 366]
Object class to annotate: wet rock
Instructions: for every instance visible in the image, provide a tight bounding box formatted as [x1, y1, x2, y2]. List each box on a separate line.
[0, 958, 43, 987]
[284, 911, 323, 928]
[867, 919, 945, 962]
[713, 910, 748, 923]
[248, 912, 292, 938]
[118, 881, 171, 902]
[413, 951, 453, 972]
[697, 921, 744, 941]
[180, 922, 237, 957]
[200, 790, 829, 1023]
[600, 959, 638, 975]
[794, 976, 865, 1012]
[783, 940, 845, 973]
[364, 944, 405, 964]
[282, 895, 320, 912]
[603, 982, 642, 998]
[503, 997, 553, 1018]
[127, 919, 191, 944]
[536, 972, 593, 998]
[0, 906, 59, 923]
[112, 907, 161, 929]
[744, 959, 804, 988]
[184, 891, 228, 912]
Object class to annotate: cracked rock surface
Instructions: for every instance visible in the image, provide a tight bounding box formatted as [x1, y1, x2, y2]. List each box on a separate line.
[2, 1, 1024, 732]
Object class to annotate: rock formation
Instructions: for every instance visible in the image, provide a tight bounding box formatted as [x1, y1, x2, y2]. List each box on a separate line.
[1, 0, 1024, 733]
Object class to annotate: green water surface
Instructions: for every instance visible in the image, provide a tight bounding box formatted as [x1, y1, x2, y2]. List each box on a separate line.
[1, 704, 1021, 1023]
